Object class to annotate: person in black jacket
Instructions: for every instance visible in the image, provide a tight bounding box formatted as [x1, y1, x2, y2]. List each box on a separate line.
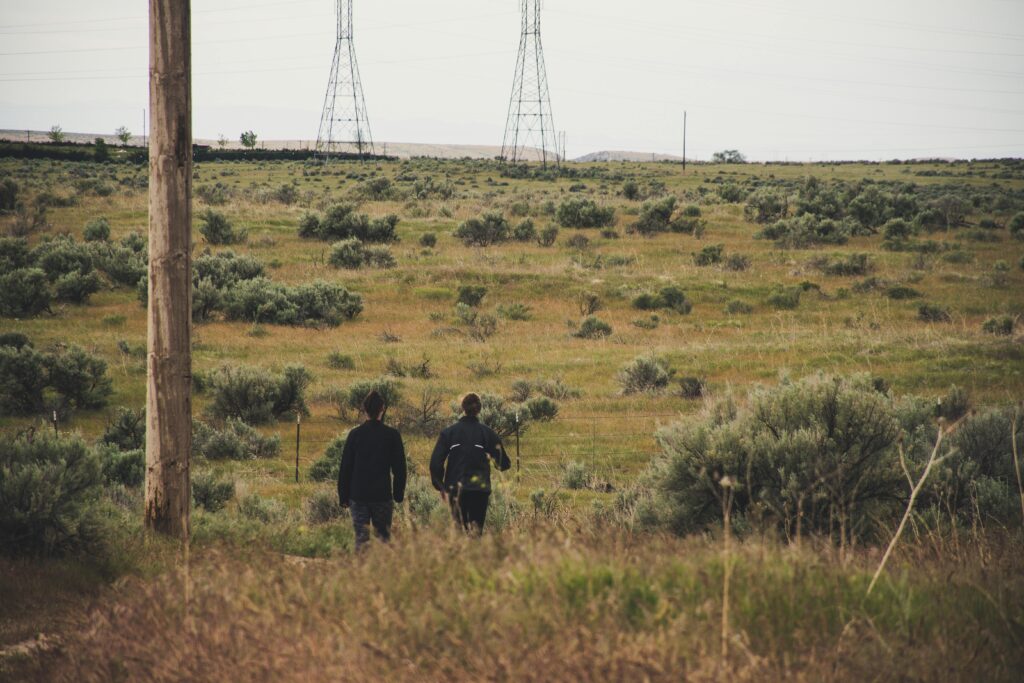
[338, 390, 407, 550]
[429, 393, 511, 533]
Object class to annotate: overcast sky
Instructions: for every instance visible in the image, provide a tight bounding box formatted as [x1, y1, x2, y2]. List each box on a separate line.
[1, 0, 1023, 161]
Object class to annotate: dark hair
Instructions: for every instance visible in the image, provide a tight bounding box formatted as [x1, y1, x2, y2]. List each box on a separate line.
[363, 390, 386, 418]
[461, 392, 482, 417]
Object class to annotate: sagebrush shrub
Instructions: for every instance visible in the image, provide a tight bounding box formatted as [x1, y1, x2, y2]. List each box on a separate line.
[0, 433, 105, 557]
[456, 285, 487, 307]
[743, 188, 788, 224]
[199, 209, 246, 245]
[329, 239, 396, 269]
[102, 407, 146, 451]
[757, 215, 851, 248]
[97, 445, 145, 488]
[193, 419, 281, 460]
[221, 278, 362, 327]
[767, 286, 801, 310]
[556, 197, 615, 228]
[618, 356, 674, 394]
[525, 396, 559, 421]
[573, 316, 612, 339]
[561, 461, 594, 490]
[83, 217, 111, 242]
[918, 303, 951, 323]
[300, 204, 399, 243]
[306, 489, 344, 524]
[512, 219, 536, 242]
[536, 226, 559, 247]
[205, 365, 311, 425]
[192, 472, 235, 512]
[419, 232, 437, 248]
[693, 244, 724, 266]
[454, 212, 509, 246]
[0, 268, 52, 317]
[309, 436, 345, 482]
[982, 316, 1015, 336]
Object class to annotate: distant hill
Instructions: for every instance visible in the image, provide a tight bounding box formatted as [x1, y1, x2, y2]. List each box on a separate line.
[573, 150, 684, 163]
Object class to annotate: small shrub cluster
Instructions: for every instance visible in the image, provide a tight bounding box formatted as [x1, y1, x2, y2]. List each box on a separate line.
[0, 338, 112, 416]
[692, 244, 724, 266]
[918, 303, 952, 323]
[220, 278, 363, 327]
[192, 472, 235, 512]
[632, 286, 693, 314]
[810, 253, 872, 276]
[454, 212, 509, 246]
[572, 316, 612, 339]
[630, 197, 705, 236]
[981, 316, 1015, 336]
[193, 419, 281, 460]
[328, 238, 396, 269]
[766, 286, 801, 310]
[618, 356, 674, 394]
[0, 433, 107, 557]
[299, 204, 399, 243]
[199, 209, 246, 245]
[205, 365, 311, 425]
[756, 214, 852, 248]
[556, 197, 615, 229]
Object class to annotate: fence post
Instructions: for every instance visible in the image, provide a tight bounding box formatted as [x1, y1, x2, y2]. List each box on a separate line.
[295, 413, 301, 483]
[591, 418, 597, 476]
[52, 410, 58, 438]
[515, 412, 521, 483]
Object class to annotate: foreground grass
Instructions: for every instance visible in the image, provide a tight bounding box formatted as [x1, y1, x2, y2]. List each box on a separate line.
[7, 528, 1021, 683]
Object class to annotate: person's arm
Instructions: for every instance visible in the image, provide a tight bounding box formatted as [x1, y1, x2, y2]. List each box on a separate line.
[392, 431, 407, 504]
[429, 429, 449, 492]
[337, 432, 354, 508]
[490, 429, 512, 472]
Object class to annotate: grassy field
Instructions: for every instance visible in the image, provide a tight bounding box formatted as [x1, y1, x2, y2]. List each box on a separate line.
[1, 155, 1023, 679]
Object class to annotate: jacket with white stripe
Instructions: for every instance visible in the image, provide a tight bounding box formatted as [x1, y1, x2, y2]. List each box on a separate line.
[429, 416, 510, 494]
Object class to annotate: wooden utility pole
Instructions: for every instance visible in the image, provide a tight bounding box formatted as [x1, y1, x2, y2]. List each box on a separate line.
[682, 111, 687, 172]
[145, 0, 192, 538]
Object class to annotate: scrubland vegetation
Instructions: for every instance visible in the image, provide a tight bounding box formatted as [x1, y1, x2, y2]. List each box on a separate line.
[1, 154, 1023, 680]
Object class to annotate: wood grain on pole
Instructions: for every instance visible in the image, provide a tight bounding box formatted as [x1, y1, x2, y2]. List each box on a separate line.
[145, 0, 192, 538]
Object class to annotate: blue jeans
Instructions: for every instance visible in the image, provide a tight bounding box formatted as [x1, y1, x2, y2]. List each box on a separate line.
[350, 500, 393, 550]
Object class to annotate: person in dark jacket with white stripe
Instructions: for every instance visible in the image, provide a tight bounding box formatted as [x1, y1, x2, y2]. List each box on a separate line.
[429, 393, 511, 533]
[338, 391, 407, 550]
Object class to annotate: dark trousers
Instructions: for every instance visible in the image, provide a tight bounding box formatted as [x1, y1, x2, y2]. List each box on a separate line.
[450, 490, 490, 533]
[350, 500, 393, 550]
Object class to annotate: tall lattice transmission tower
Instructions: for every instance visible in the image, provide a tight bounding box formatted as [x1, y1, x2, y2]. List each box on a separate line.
[316, 0, 374, 160]
[501, 0, 558, 166]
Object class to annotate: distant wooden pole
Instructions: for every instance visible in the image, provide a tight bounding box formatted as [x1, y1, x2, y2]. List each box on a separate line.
[145, 0, 192, 539]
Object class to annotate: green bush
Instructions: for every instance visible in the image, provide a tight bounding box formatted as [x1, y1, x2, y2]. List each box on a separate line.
[525, 396, 559, 421]
[573, 316, 612, 339]
[54, 270, 102, 304]
[0, 177, 18, 211]
[536, 226, 559, 247]
[631, 196, 676, 235]
[45, 345, 114, 411]
[982, 316, 1015, 336]
[645, 375, 904, 540]
[192, 472, 235, 512]
[193, 250, 264, 290]
[340, 377, 403, 415]
[882, 218, 915, 241]
[512, 219, 536, 242]
[309, 436, 345, 482]
[565, 233, 590, 250]
[93, 244, 147, 287]
[328, 238, 396, 270]
[193, 419, 281, 460]
[757, 215, 851, 248]
[1009, 212, 1024, 240]
[299, 204, 399, 243]
[0, 268, 53, 317]
[198, 209, 245, 245]
[205, 365, 311, 425]
[632, 286, 692, 315]
[419, 232, 437, 248]
[0, 344, 49, 415]
[497, 303, 532, 321]
[454, 212, 509, 246]
[221, 278, 362, 327]
[812, 253, 872, 277]
[918, 303, 951, 323]
[83, 217, 111, 242]
[743, 188, 788, 224]
[561, 461, 594, 490]
[766, 286, 801, 310]
[556, 198, 615, 228]
[238, 494, 287, 523]
[306, 489, 344, 524]
[723, 254, 751, 272]
[886, 285, 922, 300]
[97, 445, 145, 488]
[327, 352, 355, 370]
[0, 237, 31, 271]
[102, 407, 145, 451]
[0, 332, 30, 349]
[618, 356, 674, 394]
[0, 433, 105, 557]
[456, 285, 487, 307]
[693, 244, 724, 266]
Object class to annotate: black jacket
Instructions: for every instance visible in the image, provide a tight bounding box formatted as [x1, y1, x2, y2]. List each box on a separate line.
[430, 416, 511, 494]
[338, 420, 407, 504]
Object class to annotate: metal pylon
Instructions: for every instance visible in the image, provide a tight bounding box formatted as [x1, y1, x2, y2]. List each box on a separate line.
[501, 0, 558, 167]
[316, 0, 374, 161]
